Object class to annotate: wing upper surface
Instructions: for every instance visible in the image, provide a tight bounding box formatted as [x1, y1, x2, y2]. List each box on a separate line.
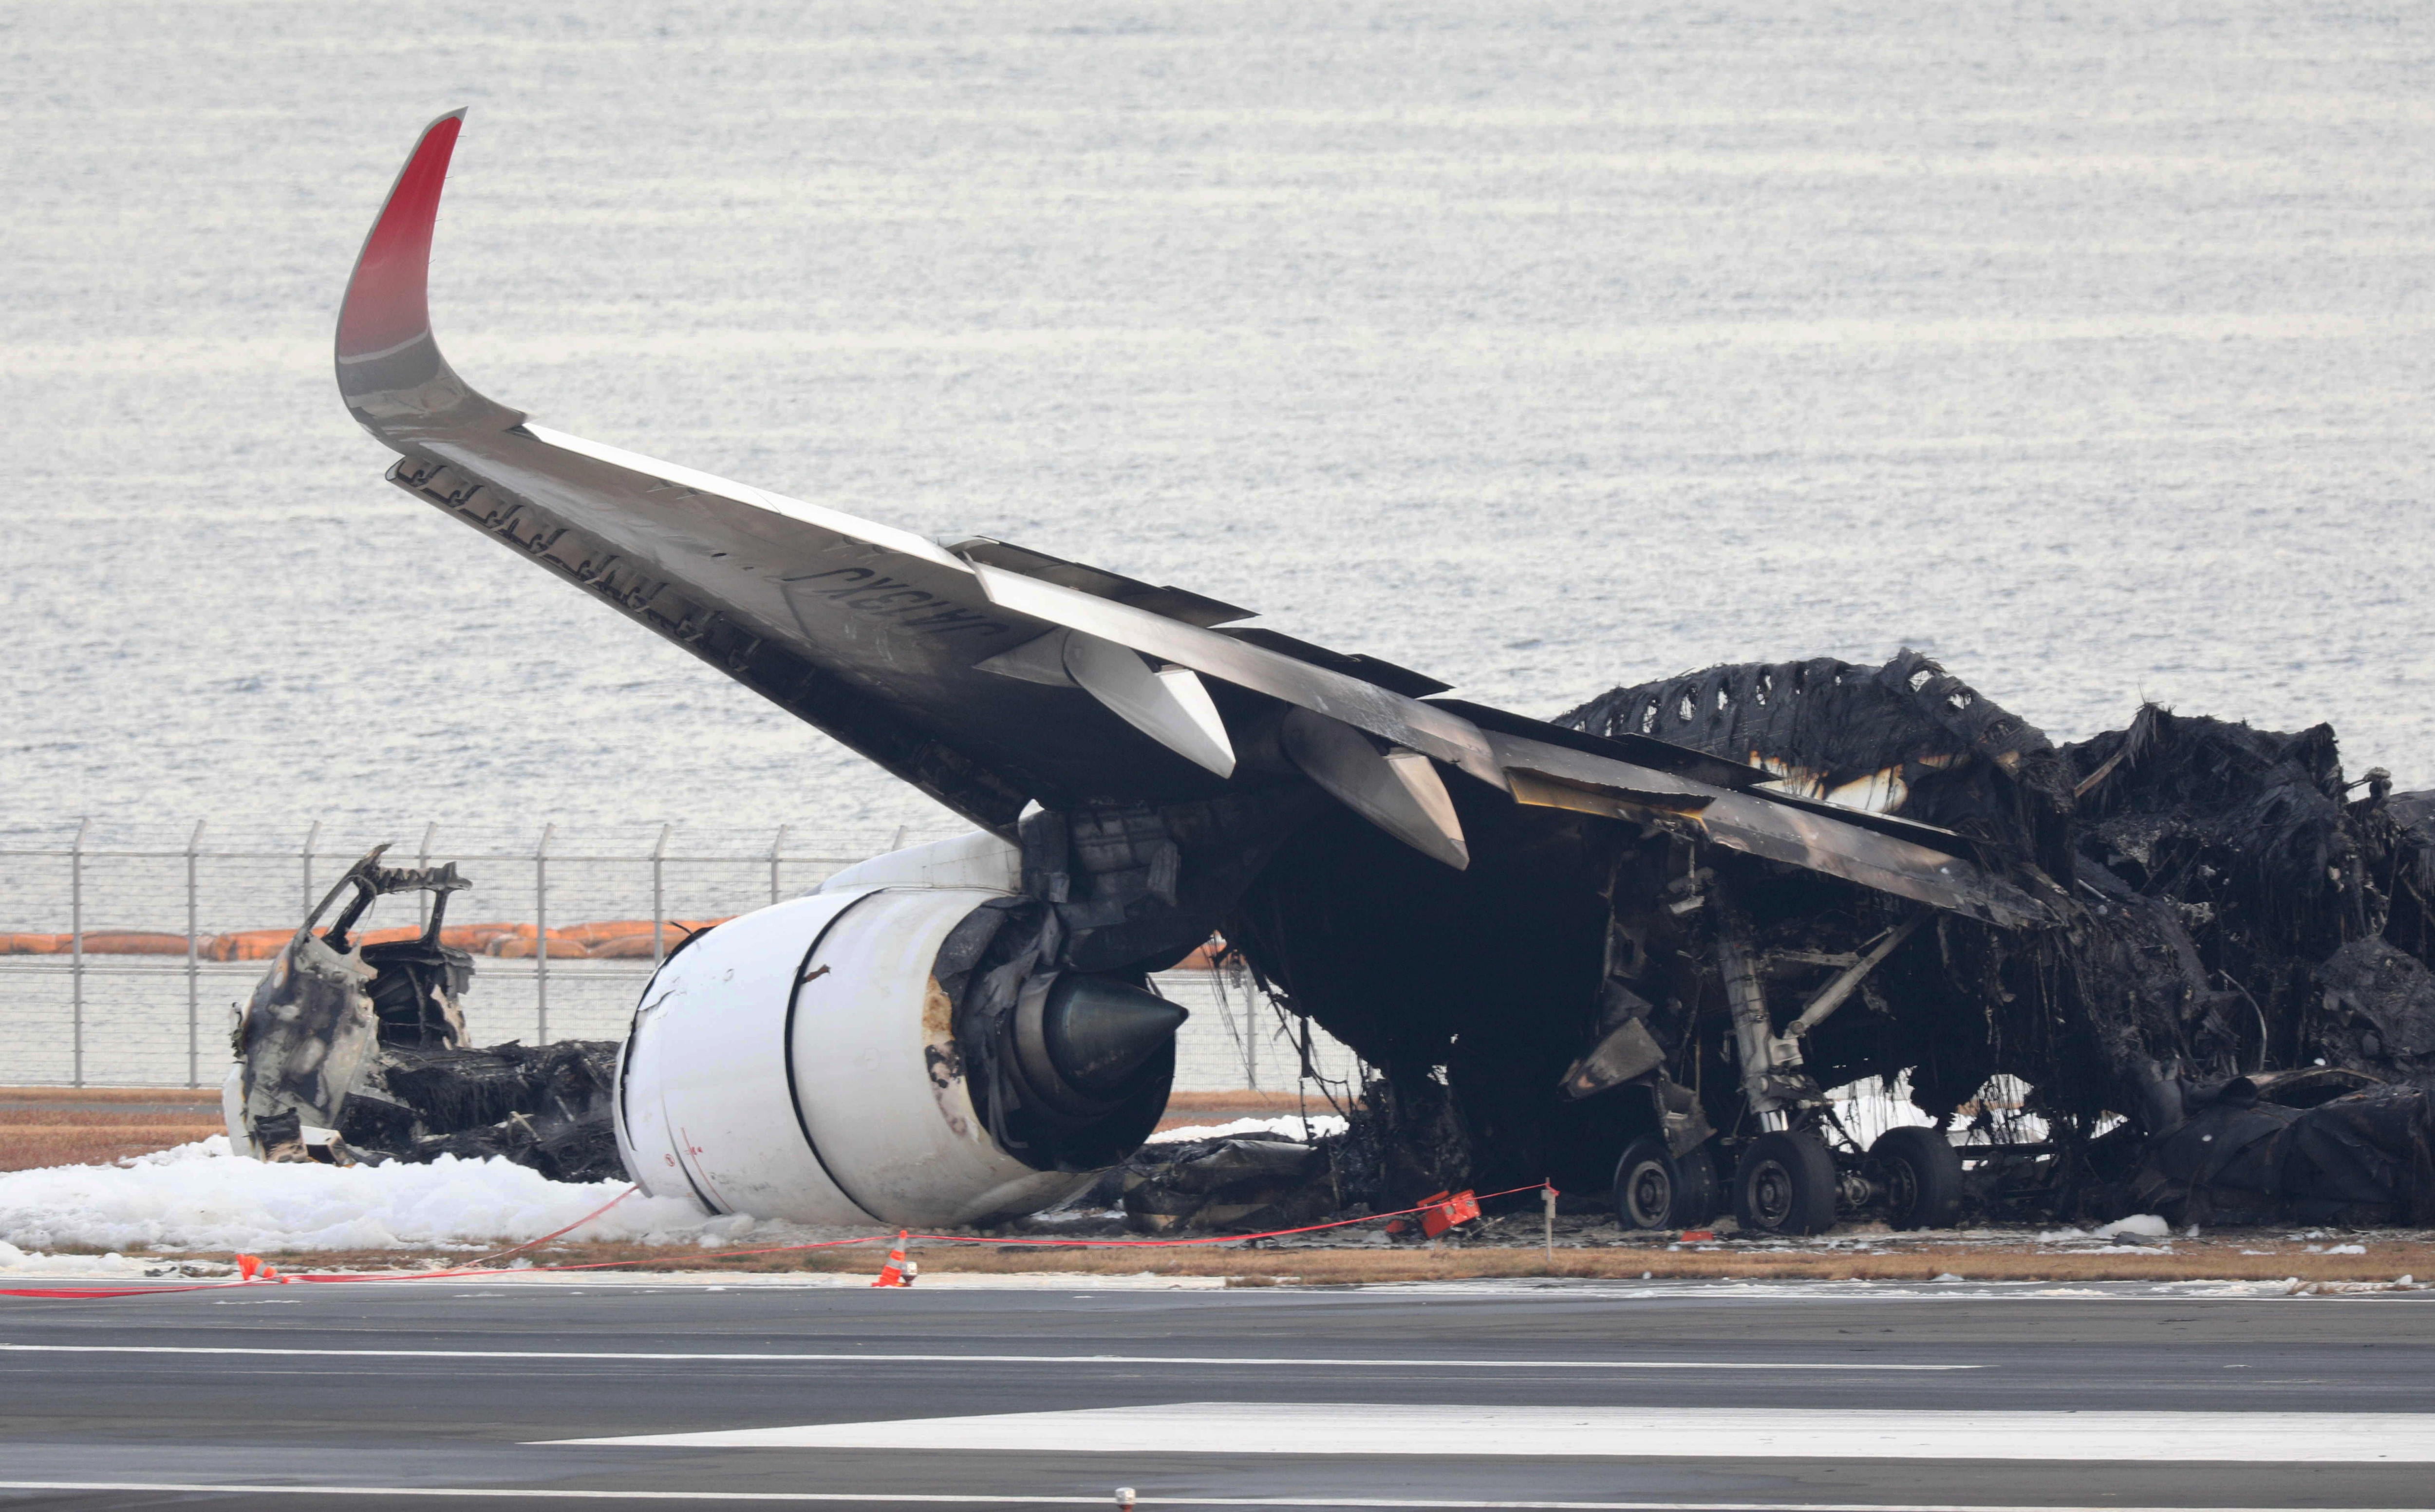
[334, 112, 2051, 924]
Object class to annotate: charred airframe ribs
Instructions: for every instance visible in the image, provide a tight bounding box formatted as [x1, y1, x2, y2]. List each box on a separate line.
[225, 847, 624, 1180]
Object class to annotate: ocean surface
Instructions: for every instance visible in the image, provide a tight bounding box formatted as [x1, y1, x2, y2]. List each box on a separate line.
[6, 0, 2431, 857]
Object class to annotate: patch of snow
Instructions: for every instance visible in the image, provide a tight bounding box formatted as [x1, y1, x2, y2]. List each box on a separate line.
[2323, 1243, 2367, 1255]
[0, 1241, 146, 1276]
[2093, 1213, 2172, 1240]
[0, 1139, 715, 1254]
[1027, 1207, 1123, 1226]
[1148, 1115, 1346, 1144]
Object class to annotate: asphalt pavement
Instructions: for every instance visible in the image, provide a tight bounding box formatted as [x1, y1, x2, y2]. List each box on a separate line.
[1, 1276, 2431, 1510]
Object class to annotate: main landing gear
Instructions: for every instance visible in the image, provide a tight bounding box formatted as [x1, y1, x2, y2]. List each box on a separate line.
[1613, 1123, 1965, 1236]
[1602, 878, 1969, 1238]
[1733, 1129, 1838, 1235]
[1864, 1123, 1965, 1231]
[1612, 1135, 1722, 1230]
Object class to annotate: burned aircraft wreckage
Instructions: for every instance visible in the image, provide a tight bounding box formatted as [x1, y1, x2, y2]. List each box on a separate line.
[253, 111, 2435, 1236]
[225, 848, 626, 1182]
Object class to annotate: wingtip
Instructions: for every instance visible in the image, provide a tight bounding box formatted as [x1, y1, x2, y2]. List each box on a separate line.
[336, 110, 468, 362]
[335, 110, 519, 440]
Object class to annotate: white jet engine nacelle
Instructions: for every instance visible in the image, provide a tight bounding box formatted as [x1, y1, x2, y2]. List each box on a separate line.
[614, 871, 1184, 1227]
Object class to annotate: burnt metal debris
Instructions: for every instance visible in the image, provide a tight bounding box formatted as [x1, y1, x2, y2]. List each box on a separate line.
[225, 847, 624, 1181]
[226, 646, 2435, 1237]
[1083, 1133, 1337, 1234]
[1531, 651, 2433, 1227]
[1086, 655, 2435, 1236]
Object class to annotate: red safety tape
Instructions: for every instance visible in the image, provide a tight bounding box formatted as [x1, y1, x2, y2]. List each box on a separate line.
[902, 1180, 1552, 1249]
[469, 1184, 639, 1268]
[0, 1179, 1552, 1300]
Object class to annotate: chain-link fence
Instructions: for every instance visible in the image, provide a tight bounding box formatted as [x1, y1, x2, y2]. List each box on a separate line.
[0, 820, 1358, 1095]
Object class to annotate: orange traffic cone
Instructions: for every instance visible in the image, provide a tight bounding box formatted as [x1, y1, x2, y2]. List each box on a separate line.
[871, 1231, 912, 1288]
[235, 1254, 262, 1281]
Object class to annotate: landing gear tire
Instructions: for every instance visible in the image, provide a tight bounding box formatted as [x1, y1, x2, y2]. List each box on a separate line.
[1613, 1136, 1721, 1231]
[1870, 1125, 1965, 1230]
[1733, 1130, 1837, 1235]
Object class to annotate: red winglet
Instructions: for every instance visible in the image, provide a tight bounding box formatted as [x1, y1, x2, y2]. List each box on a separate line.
[335, 110, 464, 362]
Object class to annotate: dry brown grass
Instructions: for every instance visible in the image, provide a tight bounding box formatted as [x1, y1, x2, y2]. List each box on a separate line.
[0, 1087, 220, 1105]
[1154, 1088, 1356, 1132]
[0, 1107, 221, 1171]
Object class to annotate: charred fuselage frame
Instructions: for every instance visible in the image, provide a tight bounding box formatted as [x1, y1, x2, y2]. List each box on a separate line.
[225, 847, 625, 1180]
[980, 649, 2435, 1234]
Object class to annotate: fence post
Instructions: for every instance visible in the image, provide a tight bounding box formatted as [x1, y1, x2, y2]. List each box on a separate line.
[300, 820, 320, 918]
[651, 822, 670, 965]
[768, 824, 789, 906]
[415, 820, 437, 931]
[535, 823, 554, 1044]
[70, 817, 89, 1089]
[187, 819, 206, 1089]
[1244, 988, 1258, 1091]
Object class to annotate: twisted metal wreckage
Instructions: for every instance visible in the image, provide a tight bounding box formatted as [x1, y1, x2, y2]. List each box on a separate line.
[225, 111, 2435, 1238]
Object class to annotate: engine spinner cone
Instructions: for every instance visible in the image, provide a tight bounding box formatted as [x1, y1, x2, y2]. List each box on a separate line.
[1043, 976, 1188, 1095]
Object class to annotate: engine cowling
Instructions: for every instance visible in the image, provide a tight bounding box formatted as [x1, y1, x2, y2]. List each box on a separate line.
[613, 882, 1184, 1226]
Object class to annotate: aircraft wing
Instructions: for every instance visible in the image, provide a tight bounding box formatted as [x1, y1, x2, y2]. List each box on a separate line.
[336, 113, 2049, 929]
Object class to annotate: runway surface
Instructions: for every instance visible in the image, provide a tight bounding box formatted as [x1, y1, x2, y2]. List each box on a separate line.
[2, 1278, 2432, 1510]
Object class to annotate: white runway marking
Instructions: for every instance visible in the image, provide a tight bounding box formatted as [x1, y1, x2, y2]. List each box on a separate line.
[0, 1343, 1966, 1371]
[0, 1491, 2421, 1511]
[553, 1401, 2435, 1462]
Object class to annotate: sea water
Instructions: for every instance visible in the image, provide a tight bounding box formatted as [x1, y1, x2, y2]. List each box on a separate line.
[5, 0, 2430, 849]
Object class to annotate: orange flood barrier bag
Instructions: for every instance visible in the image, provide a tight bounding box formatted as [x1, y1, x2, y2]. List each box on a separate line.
[558, 919, 736, 957]
[580, 924, 720, 958]
[206, 926, 437, 961]
[163, 919, 741, 966]
[206, 930, 289, 962]
[560, 921, 658, 947]
[79, 932, 196, 955]
[486, 919, 730, 959]
[487, 935, 591, 959]
[0, 934, 67, 955]
[435, 923, 534, 951]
